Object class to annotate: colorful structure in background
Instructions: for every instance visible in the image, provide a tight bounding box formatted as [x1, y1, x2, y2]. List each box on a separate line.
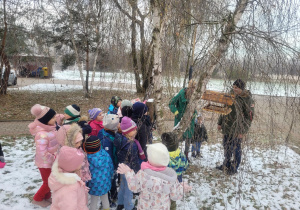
[9, 54, 54, 78]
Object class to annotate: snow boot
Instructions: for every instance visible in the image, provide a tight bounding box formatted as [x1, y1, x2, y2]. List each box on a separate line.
[185, 151, 190, 162]
[116, 205, 124, 210]
[0, 156, 5, 168]
[216, 164, 224, 171]
[196, 152, 203, 158]
[32, 199, 51, 207]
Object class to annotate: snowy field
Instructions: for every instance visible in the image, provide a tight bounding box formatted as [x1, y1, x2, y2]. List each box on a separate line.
[0, 136, 299, 210]
[9, 69, 300, 97]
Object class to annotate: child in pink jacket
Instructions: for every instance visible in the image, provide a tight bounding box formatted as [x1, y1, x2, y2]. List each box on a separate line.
[28, 104, 59, 207]
[88, 108, 104, 136]
[56, 124, 91, 182]
[48, 146, 88, 210]
[117, 143, 192, 210]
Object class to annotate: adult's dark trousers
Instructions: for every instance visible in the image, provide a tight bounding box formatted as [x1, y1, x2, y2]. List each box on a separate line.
[222, 135, 242, 173]
[109, 172, 118, 201]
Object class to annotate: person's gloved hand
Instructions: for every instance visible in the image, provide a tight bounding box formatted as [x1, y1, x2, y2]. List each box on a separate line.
[174, 110, 179, 116]
[0, 156, 5, 163]
[117, 163, 132, 174]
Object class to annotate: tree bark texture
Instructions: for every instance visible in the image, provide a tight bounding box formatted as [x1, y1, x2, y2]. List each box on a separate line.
[152, 0, 166, 135]
[0, 0, 10, 95]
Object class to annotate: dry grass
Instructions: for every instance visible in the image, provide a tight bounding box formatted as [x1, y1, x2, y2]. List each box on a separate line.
[0, 90, 144, 121]
[0, 89, 299, 154]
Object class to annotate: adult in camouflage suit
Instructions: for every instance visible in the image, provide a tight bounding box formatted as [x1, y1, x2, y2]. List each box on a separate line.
[217, 79, 254, 175]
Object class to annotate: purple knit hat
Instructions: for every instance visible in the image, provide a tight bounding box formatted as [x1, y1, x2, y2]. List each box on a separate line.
[120, 116, 137, 135]
[88, 108, 102, 120]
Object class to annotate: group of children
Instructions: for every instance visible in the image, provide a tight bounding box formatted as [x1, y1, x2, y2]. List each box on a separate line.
[20, 95, 208, 210]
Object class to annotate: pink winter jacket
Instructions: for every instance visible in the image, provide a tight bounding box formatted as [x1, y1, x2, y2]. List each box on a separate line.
[48, 160, 89, 210]
[29, 119, 58, 168]
[125, 167, 184, 210]
[88, 120, 104, 136]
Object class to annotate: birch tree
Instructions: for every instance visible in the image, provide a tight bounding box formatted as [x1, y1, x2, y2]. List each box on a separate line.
[173, 0, 250, 138]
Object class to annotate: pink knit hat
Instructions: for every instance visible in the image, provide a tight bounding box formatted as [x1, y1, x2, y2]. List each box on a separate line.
[31, 104, 56, 125]
[120, 116, 137, 134]
[58, 146, 84, 172]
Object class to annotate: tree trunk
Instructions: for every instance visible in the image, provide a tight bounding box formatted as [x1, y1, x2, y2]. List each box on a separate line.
[140, 21, 149, 92]
[176, 0, 249, 138]
[0, 0, 10, 95]
[152, 0, 165, 135]
[131, 3, 143, 93]
[90, 44, 101, 95]
[85, 40, 90, 97]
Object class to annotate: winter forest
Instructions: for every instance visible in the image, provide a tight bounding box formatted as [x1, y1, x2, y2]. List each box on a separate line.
[0, 0, 300, 209]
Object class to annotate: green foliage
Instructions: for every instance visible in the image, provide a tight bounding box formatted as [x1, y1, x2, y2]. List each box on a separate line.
[61, 53, 76, 70]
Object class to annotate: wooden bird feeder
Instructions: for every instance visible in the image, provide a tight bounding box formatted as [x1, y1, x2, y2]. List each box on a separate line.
[201, 90, 235, 115]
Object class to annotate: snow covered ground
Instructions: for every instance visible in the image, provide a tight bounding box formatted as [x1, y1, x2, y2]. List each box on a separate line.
[0, 136, 299, 209]
[9, 69, 300, 97]
[10, 83, 135, 92]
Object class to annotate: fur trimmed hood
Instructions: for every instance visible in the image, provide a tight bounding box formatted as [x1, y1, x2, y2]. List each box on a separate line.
[56, 124, 82, 147]
[49, 160, 82, 193]
[79, 115, 88, 122]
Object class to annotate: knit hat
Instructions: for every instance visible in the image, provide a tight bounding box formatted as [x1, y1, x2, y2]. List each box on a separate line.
[121, 100, 133, 108]
[103, 114, 119, 131]
[161, 132, 179, 152]
[58, 146, 84, 173]
[233, 79, 245, 90]
[111, 96, 122, 107]
[88, 108, 102, 120]
[64, 104, 81, 117]
[121, 106, 133, 118]
[147, 143, 170, 167]
[83, 136, 101, 154]
[31, 104, 56, 125]
[120, 116, 137, 135]
[132, 102, 148, 118]
[195, 113, 204, 124]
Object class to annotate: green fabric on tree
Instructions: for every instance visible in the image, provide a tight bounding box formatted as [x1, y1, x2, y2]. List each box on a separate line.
[169, 88, 197, 139]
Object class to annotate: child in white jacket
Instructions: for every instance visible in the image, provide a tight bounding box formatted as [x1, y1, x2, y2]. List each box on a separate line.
[117, 143, 192, 210]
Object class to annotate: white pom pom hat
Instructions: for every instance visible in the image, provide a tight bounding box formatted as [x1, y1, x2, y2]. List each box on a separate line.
[147, 143, 170, 167]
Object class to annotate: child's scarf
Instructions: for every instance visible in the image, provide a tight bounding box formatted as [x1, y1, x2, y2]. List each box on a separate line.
[141, 161, 166, 171]
[64, 116, 80, 125]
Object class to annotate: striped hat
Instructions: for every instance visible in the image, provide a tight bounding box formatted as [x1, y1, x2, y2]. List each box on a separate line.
[64, 104, 80, 117]
[88, 108, 102, 120]
[120, 116, 137, 135]
[83, 136, 101, 154]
